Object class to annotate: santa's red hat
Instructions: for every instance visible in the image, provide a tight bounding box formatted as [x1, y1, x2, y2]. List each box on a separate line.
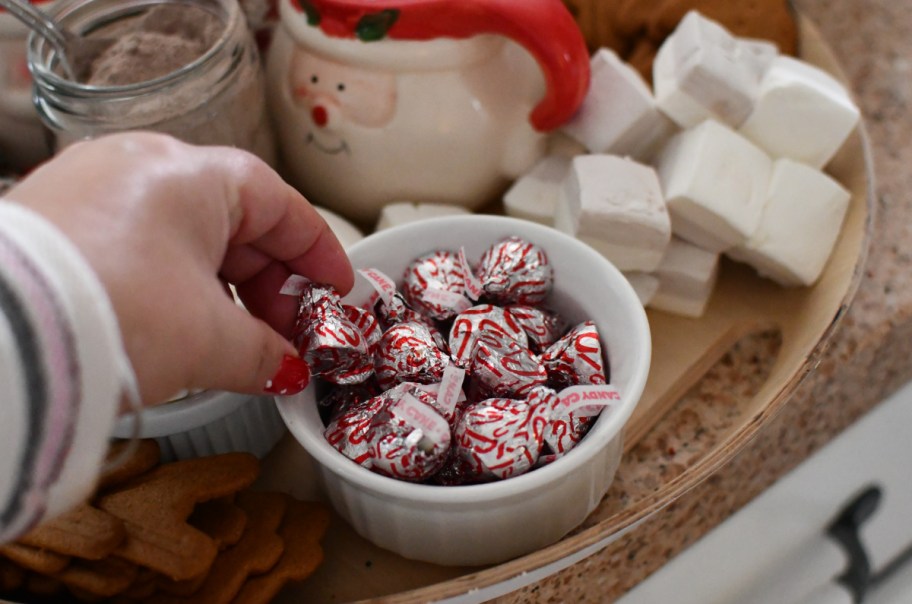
[288, 0, 590, 132]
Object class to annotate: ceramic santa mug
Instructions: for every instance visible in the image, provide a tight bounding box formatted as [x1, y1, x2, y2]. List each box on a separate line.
[266, 0, 590, 223]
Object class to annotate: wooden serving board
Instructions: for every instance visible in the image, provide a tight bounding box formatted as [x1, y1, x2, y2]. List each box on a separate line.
[260, 16, 874, 604]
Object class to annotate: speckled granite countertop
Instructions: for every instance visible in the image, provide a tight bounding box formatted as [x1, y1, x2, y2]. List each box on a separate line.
[492, 1, 912, 601]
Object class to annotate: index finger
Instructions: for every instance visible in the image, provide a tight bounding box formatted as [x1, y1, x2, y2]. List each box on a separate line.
[207, 149, 354, 331]
[223, 156, 353, 291]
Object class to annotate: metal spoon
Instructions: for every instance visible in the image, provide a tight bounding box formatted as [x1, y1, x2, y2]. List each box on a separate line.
[0, 0, 112, 81]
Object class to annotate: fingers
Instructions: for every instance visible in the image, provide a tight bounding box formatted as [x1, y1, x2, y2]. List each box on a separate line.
[211, 149, 354, 295]
[190, 148, 353, 395]
[189, 290, 308, 395]
[232, 261, 300, 340]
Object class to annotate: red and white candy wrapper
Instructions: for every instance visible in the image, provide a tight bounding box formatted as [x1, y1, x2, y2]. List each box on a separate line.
[368, 385, 452, 481]
[541, 321, 607, 390]
[476, 237, 553, 305]
[375, 321, 449, 391]
[343, 304, 382, 354]
[416, 364, 467, 423]
[506, 306, 565, 352]
[323, 394, 388, 468]
[356, 268, 397, 307]
[453, 390, 552, 481]
[319, 381, 380, 422]
[369, 289, 449, 353]
[469, 330, 547, 399]
[291, 282, 374, 385]
[402, 250, 470, 320]
[543, 384, 621, 461]
[448, 304, 528, 367]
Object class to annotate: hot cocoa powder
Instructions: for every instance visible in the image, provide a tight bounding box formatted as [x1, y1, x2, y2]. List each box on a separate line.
[84, 5, 223, 86]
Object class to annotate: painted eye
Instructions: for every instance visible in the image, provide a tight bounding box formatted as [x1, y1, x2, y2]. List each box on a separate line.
[311, 75, 318, 84]
[337, 83, 346, 92]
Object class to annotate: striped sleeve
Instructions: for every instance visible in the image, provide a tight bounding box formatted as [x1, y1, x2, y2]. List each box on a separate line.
[0, 200, 133, 543]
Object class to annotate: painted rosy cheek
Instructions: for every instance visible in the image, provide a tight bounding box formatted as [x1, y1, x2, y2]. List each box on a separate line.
[337, 73, 397, 128]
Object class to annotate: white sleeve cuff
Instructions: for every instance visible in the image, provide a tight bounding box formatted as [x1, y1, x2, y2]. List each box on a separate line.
[0, 200, 134, 537]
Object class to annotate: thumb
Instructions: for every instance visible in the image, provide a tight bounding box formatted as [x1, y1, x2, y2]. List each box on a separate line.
[196, 296, 310, 396]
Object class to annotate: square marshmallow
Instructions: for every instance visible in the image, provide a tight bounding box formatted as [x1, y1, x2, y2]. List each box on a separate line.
[623, 272, 660, 307]
[648, 237, 720, 318]
[555, 155, 671, 272]
[653, 11, 776, 129]
[657, 119, 772, 253]
[376, 202, 471, 232]
[738, 56, 861, 169]
[562, 48, 676, 161]
[728, 158, 851, 286]
[503, 155, 572, 225]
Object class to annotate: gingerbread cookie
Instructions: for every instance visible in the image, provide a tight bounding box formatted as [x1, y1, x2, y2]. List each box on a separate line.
[150, 491, 287, 604]
[232, 497, 331, 604]
[98, 440, 162, 492]
[18, 503, 126, 560]
[97, 452, 259, 581]
[0, 542, 69, 574]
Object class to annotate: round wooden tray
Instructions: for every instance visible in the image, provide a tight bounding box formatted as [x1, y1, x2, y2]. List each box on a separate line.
[261, 15, 875, 604]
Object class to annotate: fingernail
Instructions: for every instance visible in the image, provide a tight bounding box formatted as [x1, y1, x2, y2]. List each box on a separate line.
[264, 354, 311, 395]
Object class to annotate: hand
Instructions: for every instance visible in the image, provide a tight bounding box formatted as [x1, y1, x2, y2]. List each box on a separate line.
[7, 132, 353, 404]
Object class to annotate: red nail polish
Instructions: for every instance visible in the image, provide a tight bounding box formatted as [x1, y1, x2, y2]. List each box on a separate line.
[265, 355, 311, 395]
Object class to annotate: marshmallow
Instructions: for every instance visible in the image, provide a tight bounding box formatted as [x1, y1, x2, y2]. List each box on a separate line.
[728, 158, 851, 286]
[653, 11, 776, 129]
[375, 202, 471, 232]
[561, 48, 676, 161]
[623, 272, 660, 306]
[648, 237, 720, 318]
[315, 206, 364, 249]
[738, 56, 861, 169]
[503, 155, 572, 225]
[657, 119, 772, 253]
[740, 38, 779, 75]
[555, 155, 671, 272]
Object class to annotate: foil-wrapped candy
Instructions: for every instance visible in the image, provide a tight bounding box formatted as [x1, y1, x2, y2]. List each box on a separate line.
[292, 283, 374, 385]
[374, 321, 449, 390]
[452, 389, 552, 481]
[469, 330, 547, 399]
[402, 250, 469, 320]
[374, 291, 449, 352]
[506, 305, 565, 352]
[343, 304, 382, 355]
[323, 393, 388, 468]
[367, 384, 452, 481]
[542, 383, 621, 461]
[448, 304, 528, 367]
[318, 380, 380, 424]
[541, 321, 608, 390]
[475, 237, 553, 305]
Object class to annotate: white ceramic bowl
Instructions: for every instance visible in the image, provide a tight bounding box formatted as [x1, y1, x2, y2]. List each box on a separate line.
[277, 215, 651, 566]
[113, 390, 286, 462]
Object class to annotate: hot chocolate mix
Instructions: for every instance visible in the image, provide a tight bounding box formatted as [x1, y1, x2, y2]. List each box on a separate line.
[83, 5, 222, 86]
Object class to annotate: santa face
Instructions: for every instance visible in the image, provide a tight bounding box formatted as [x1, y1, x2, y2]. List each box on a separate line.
[288, 49, 397, 156]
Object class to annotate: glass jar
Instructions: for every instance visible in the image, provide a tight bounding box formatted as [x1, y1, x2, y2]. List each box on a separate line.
[0, 1, 54, 171]
[27, 0, 276, 165]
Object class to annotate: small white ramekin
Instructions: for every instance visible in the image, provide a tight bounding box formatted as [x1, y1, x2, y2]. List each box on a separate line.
[278, 215, 652, 566]
[113, 390, 286, 462]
